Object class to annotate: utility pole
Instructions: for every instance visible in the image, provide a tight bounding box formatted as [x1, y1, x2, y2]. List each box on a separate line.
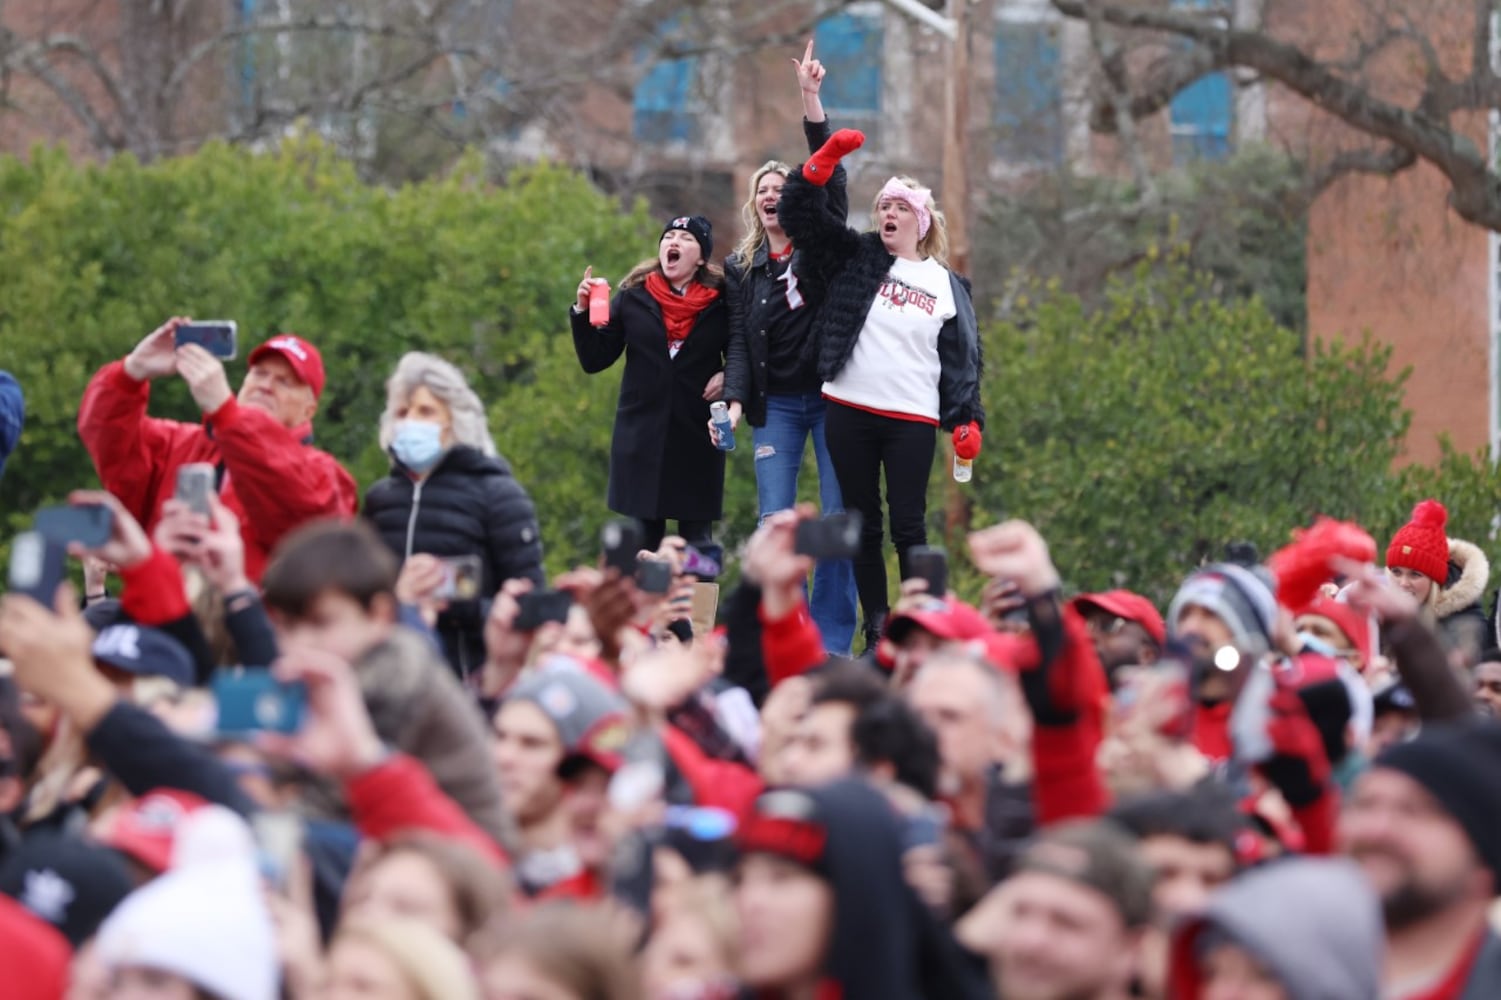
[942, 0, 974, 545]
[941, 0, 972, 275]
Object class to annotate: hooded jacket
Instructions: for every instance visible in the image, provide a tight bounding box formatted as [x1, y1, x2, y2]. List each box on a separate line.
[364, 444, 545, 674]
[740, 780, 990, 1000]
[1428, 538, 1489, 656]
[1169, 857, 1383, 1000]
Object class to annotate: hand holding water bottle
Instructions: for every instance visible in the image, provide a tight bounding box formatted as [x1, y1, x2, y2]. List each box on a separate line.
[952, 421, 982, 482]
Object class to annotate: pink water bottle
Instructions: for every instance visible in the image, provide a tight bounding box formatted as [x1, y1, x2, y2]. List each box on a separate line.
[589, 280, 611, 327]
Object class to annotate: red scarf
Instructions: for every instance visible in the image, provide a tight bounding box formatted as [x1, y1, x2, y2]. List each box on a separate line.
[645, 272, 720, 355]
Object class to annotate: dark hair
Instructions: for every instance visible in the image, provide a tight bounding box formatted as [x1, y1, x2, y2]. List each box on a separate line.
[1478, 647, 1501, 668]
[1109, 783, 1244, 853]
[852, 698, 940, 800]
[809, 660, 888, 713]
[261, 519, 398, 618]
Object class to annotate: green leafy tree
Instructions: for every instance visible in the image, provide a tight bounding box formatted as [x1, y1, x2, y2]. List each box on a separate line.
[963, 262, 1419, 604]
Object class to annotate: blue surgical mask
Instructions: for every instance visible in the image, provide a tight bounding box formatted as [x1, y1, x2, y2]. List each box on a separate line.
[391, 419, 446, 473]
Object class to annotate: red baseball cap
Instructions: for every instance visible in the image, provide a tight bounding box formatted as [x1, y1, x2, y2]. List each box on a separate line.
[248, 334, 326, 400]
[1071, 590, 1167, 646]
[885, 597, 993, 645]
[96, 789, 210, 874]
[1293, 596, 1374, 669]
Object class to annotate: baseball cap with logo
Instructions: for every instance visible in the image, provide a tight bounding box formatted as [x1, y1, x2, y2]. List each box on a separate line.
[248, 334, 326, 400]
[97, 789, 212, 875]
[505, 667, 631, 776]
[91, 624, 195, 688]
[0, 833, 135, 947]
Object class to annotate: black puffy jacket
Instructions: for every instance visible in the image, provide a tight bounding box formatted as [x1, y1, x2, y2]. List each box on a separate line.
[363, 445, 545, 675]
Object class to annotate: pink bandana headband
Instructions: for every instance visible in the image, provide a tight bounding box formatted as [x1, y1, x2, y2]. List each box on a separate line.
[877, 177, 933, 240]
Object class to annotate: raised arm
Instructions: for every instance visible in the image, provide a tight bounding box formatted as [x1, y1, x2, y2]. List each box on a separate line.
[794, 39, 849, 226]
[778, 130, 867, 287]
[570, 266, 627, 373]
[77, 319, 198, 523]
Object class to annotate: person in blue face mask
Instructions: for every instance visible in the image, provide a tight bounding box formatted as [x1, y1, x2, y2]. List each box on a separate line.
[363, 351, 545, 677]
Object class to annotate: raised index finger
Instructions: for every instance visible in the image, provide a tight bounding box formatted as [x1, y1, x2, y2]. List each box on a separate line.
[803, 37, 814, 64]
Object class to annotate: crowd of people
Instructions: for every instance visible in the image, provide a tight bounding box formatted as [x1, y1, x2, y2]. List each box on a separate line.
[3, 38, 1501, 1000]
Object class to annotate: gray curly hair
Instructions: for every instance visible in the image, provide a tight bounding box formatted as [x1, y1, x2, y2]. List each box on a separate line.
[378, 351, 496, 456]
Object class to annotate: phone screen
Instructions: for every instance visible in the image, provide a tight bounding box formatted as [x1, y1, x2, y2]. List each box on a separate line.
[175, 321, 238, 360]
[34, 504, 114, 549]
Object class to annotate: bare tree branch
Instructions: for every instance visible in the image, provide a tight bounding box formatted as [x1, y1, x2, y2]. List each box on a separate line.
[1052, 0, 1501, 231]
[1083, 0, 1159, 207]
[1309, 142, 1418, 195]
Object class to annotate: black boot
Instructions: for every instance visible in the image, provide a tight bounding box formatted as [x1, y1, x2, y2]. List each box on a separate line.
[860, 612, 887, 656]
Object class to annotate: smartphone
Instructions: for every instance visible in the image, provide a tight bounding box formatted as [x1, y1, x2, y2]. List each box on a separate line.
[908, 545, 948, 596]
[636, 557, 674, 595]
[514, 589, 573, 631]
[174, 321, 238, 360]
[34, 504, 114, 549]
[212, 670, 307, 736]
[436, 555, 483, 601]
[8, 532, 66, 604]
[252, 811, 304, 891]
[602, 518, 644, 576]
[175, 463, 217, 517]
[794, 512, 862, 560]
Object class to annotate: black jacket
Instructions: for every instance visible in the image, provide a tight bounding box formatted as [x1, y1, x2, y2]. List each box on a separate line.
[778, 172, 985, 432]
[722, 118, 845, 428]
[571, 283, 728, 521]
[364, 445, 545, 674]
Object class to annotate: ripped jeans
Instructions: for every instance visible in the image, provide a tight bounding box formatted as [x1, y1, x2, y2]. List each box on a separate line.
[753, 392, 859, 655]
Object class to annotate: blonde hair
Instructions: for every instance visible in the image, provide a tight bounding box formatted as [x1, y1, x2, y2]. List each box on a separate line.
[344, 832, 514, 944]
[378, 352, 496, 456]
[475, 902, 643, 1000]
[333, 918, 480, 1000]
[871, 175, 950, 267]
[731, 160, 793, 265]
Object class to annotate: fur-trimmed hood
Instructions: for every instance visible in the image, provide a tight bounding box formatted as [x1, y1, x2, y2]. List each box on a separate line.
[1433, 537, 1489, 619]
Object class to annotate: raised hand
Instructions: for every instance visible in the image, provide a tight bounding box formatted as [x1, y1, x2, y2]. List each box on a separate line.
[124, 317, 188, 382]
[792, 38, 826, 95]
[67, 490, 153, 571]
[966, 521, 1061, 598]
[176, 343, 234, 415]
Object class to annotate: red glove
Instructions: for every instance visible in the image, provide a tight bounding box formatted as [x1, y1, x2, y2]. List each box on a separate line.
[1258, 688, 1332, 808]
[802, 129, 865, 187]
[952, 422, 982, 460]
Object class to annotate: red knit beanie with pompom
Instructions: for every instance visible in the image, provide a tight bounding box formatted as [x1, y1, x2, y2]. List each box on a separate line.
[1386, 499, 1450, 584]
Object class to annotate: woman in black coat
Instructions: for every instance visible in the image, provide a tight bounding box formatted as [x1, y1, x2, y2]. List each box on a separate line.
[363, 351, 545, 677]
[571, 215, 729, 551]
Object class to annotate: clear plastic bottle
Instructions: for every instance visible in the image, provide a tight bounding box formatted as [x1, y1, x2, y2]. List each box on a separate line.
[953, 455, 972, 483]
[710, 401, 736, 451]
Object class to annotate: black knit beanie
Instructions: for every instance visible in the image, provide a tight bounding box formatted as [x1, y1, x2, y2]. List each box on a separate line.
[661, 215, 713, 263]
[1375, 718, 1501, 879]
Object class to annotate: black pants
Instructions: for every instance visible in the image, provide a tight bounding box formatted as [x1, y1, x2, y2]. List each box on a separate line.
[641, 518, 714, 552]
[824, 401, 936, 625]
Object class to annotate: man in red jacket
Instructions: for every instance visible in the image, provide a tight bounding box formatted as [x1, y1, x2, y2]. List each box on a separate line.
[78, 317, 358, 583]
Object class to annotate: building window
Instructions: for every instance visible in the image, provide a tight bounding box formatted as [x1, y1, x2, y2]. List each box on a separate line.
[815, 7, 883, 118]
[634, 21, 699, 144]
[993, 19, 1063, 165]
[1169, 0, 1232, 162]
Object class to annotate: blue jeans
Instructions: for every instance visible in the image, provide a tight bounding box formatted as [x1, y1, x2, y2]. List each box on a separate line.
[753, 392, 859, 655]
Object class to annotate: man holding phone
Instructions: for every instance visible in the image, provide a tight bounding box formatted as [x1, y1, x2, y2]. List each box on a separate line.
[78, 317, 357, 582]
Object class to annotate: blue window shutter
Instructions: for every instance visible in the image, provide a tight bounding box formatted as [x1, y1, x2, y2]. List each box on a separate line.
[1168, 0, 1232, 162]
[815, 12, 883, 115]
[993, 22, 1063, 164]
[633, 20, 699, 143]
